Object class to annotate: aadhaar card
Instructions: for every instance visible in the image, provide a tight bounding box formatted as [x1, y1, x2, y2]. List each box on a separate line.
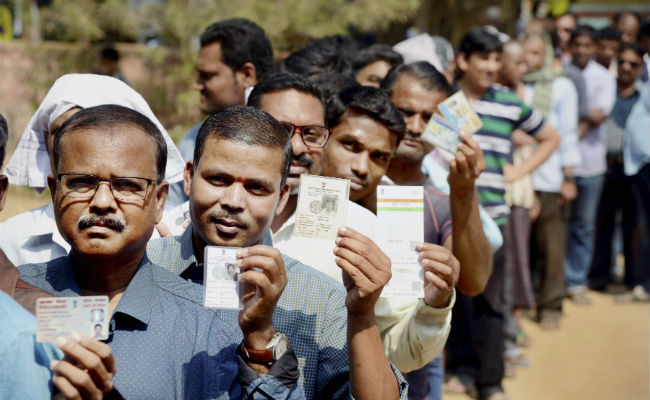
[438, 90, 483, 134]
[204, 246, 242, 310]
[422, 113, 461, 155]
[36, 296, 109, 343]
[294, 174, 350, 240]
[376, 185, 425, 298]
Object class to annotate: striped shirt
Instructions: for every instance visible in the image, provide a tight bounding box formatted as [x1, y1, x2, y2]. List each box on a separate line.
[470, 85, 545, 225]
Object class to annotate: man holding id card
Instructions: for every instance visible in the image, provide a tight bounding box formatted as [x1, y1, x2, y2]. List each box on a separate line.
[147, 105, 407, 399]
[18, 105, 304, 399]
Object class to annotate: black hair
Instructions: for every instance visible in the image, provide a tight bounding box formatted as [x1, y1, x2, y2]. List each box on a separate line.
[619, 42, 644, 58]
[597, 26, 622, 42]
[381, 61, 453, 97]
[200, 19, 274, 79]
[311, 73, 360, 102]
[640, 20, 650, 39]
[352, 44, 403, 72]
[0, 113, 7, 167]
[570, 25, 597, 43]
[327, 86, 406, 141]
[277, 35, 356, 80]
[458, 27, 504, 59]
[247, 72, 325, 111]
[53, 105, 167, 182]
[613, 11, 642, 27]
[193, 105, 292, 186]
[101, 47, 119, 61]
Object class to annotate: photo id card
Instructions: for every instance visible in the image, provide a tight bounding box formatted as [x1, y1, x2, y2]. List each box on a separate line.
[438, 90, 483, 134]
[376, 185, 425, 298]
[36, 296, 109, 343]
[422, 113, 461, 155]
[204, 246, 242, 310]
[294, 174, 350, 240]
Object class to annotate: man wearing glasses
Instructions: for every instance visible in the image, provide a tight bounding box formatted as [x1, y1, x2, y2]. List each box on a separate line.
[18, 105, 303, 399]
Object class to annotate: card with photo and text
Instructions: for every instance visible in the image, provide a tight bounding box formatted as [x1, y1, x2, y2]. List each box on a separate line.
[36, 296, 109, 343]
[204, 246, 242, 310]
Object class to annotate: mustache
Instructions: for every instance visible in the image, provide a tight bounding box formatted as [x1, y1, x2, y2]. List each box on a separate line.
[209, 210, 249, 229]
[291, 153, 313, 170]
[77, 214, 126, 232]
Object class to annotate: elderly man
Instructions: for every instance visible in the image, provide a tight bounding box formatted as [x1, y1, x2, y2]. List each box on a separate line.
[19, 105, 303, 399]
[1, 74, 186, 267]
[147, 105, 407, 400]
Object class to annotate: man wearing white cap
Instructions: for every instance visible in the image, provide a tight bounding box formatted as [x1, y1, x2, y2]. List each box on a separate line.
[0, 74, 185, 266]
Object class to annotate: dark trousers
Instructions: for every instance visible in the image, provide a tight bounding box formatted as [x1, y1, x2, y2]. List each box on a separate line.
[590, 161, 650, 291]
[446, 225, 507, 396]
[530, 192, 566, 314]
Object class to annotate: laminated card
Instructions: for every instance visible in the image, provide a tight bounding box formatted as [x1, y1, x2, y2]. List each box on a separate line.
[438, 90, 483, 134]
[36, 296, 109, 342]
[294, 175, 350, 240]
[376, 185, 425, 298]
[204, 246, 242, 310]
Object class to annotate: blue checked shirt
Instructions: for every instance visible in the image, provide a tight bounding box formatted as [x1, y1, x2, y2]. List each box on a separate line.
[146, 227, 409, 400]
[18, 255, 303, 400]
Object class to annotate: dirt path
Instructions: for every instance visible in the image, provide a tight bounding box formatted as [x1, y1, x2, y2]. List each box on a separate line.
[445, 291, 649, 400]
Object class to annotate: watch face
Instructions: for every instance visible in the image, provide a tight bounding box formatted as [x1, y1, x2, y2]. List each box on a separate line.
[272, 334, 288, 360]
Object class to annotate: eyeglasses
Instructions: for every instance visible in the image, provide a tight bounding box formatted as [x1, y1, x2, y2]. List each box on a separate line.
[57, 173, 157, 202]
[279, 121, 331, 148]
[619, 59, 641, 68]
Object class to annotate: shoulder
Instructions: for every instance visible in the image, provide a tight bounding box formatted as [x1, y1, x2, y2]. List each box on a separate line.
[18, 257, 65, 279]
[0, 290, 36, 332]
[345, 200, 377, 237]
[146, 235, 182, 261]
[0, 204, 53, 233]
[490, 86, 524, 105]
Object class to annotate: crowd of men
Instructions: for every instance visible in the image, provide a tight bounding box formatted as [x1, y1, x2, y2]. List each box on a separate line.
[0, 8, 648, 400]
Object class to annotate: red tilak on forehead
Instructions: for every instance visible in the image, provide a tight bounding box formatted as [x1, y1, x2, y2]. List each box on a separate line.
[234, 176, 244, 183]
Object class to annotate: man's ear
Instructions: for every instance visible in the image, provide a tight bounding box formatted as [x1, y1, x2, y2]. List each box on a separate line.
[456, 52, 469, 73]
[47, 175, 57, 203]
[183, 160, 194, 197]
[155, 181, 169, 224]
[236, 62, 258, 89]
[275, 182, 291, 216]
[0, 175, 8, 212]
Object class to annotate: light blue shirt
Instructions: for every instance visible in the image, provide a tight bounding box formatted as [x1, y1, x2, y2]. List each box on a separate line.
[624, 82, 650, 176]
[19, 256, 304, 400]
[526, 76, 582, 193]
[574, 60, 617, 178]
[421, 156, 503, 253]
[0, 290, 62, 399]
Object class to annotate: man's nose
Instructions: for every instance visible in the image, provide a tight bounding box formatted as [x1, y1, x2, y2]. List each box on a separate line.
[89, 181, 118, 212]
[221, 183, 246, 211]
[351, 153, 370, 178]
[291, 130, 309, 156]
[407, 114, 425, 136]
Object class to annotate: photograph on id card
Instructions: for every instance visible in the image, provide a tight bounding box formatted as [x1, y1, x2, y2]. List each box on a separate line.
[36, 296, 109, 343]
[204, 246, 242, 309]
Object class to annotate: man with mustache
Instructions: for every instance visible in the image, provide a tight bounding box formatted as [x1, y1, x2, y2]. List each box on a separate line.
[245, 72, 458, 377]
[148, 105, 407, 399]
[18, 105, 304, 399]
[168, 18, 274, 206]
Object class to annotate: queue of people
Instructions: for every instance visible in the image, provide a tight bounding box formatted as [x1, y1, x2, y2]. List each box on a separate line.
[0, 9, 648, 400]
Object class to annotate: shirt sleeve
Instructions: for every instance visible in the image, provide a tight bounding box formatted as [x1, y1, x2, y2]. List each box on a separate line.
[515, 100, 545, 137]
[375, 293, 454, 373]
[553, 78, 582, 168]
[239, 346, 305, 400]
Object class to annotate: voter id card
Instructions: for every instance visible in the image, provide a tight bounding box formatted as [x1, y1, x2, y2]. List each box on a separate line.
[36, 296, 109, 343]
[204, 246, 242, 310]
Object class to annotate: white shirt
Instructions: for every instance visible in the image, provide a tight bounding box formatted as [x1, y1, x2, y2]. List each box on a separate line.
[272, 199, 453, 372]
[0, 203, 161, 267]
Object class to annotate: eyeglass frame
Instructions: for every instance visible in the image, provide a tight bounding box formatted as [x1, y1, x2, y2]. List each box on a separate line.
[56, 173, 158, 202]
[279, 121, 332, 148]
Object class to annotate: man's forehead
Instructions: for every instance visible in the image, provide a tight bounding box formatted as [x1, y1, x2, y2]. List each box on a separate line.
[392, 75, 444, 111]
[199, 136, 284, 176]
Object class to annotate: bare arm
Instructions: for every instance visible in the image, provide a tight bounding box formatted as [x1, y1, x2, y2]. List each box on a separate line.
[447, 134, 492, 296]
[505, 124, 560, 183]
[334, 227, 400, 400]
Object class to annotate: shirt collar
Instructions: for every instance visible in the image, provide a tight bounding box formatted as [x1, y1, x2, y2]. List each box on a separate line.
[112, 256, 156, 325]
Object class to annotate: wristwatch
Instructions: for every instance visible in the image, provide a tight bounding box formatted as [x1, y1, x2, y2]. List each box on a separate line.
[563, 172, 575, 182]
[241, 332, 288, 367]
